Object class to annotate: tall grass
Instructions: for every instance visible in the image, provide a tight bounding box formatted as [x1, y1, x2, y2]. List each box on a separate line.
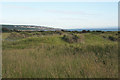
[2, 31, 118, 78]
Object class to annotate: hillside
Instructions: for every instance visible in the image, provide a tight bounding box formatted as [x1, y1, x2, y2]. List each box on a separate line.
[1, 24, 61, 31]
[2, 31, 118, 78]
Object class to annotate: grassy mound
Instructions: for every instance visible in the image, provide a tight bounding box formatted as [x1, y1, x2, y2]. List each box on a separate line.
[2, 31, 118, 78]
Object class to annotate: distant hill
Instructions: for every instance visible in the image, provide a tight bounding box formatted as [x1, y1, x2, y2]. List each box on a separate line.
[1, 24, 62, 31]
[1, 24, 118, 31]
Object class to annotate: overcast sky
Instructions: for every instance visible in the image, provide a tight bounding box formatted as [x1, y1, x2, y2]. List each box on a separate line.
[1, 2, 118, 29]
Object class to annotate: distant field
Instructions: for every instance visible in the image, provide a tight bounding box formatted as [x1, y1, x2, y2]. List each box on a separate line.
[2, 31, 118, 78]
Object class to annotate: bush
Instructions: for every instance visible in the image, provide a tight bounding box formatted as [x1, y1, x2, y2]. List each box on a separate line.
[96, 31, 102, 32]
[82, 30, 87, 33]
[62, 34, 80, 43]
[108, 36, 117, 41]
[7, 32, 26, 39]
[55, 31, 63, 35]
[102, 31, 105, 33]
[2, 27, 10, 32]
[87, 30, 90, 32]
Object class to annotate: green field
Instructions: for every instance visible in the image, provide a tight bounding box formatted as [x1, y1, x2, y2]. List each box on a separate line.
[2, 31, 118, 78]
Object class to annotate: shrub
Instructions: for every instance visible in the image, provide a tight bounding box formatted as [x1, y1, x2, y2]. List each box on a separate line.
[102, 31, 105, 33]
[87, 30, 90, 32]
[82, 30, 87, 33]
[7, 32, 26, 39]
[103, 36, 107, 39]
[61, 29, 67, 32]
[96, 31, 102, 32]
[108, 36, 117, 41]
[2, 27, 10, 32]
[62, 34, 80, 43]
[55, 31, 63, 35]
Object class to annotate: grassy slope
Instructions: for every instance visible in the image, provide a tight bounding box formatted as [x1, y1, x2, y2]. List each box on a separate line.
[2, 31, 118, 78]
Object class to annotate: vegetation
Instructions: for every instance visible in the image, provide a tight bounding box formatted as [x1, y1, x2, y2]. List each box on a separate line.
[2, 31, 118, 78]
[62, 34, 80, 43]
[2, 28, 10, 32]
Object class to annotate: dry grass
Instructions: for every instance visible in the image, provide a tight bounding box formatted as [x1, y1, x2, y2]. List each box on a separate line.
[2, 31, 118, 78]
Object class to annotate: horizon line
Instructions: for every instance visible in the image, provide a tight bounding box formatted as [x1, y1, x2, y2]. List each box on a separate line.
[1, 23, 118, 30]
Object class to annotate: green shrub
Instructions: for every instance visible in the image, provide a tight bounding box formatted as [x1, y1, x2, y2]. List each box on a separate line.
[7, 32, 25, 39]
[82, 30, 87, 33]
[108, 36, 117, 41]
[62, 34, 80, 43]
[2, 27, 10, 32]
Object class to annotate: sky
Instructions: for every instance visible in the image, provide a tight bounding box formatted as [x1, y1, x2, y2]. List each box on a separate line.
[1, 0, 119, 2]
[0, 2, 118, 29]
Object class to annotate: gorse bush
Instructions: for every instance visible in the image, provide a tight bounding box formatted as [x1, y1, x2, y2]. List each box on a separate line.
[7, 32, 25, 39]
[2, 27, 10, 32]
[62, 34, 80, 43]
[82, 30, 87, 33]
[108, 36, 117, 41]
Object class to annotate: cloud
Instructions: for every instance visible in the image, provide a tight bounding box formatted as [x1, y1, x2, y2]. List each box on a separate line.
[47, 9, 96, 16]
